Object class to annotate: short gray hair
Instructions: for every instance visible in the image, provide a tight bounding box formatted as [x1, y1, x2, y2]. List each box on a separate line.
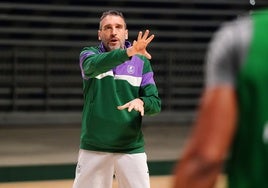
[99, 10, 127, 29]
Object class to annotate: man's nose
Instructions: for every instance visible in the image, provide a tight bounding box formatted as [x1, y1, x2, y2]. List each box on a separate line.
[111, 27, 117, 35]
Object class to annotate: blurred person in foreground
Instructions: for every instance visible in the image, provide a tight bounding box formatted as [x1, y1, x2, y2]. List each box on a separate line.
[173, 5, 268, 188]
[72, 10, 161, 188]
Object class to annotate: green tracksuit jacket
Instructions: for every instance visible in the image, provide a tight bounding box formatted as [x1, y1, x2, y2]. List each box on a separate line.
[78, 41, 161, 153]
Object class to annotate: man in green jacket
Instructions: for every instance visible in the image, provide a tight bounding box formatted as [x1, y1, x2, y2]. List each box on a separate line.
[73, 10, 161, 188]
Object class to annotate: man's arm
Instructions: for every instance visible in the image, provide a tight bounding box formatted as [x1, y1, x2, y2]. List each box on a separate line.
[81, 30, 154, 78]
[80, 48, 129, 78]
[172, 17, 249, 188]
[173, 86, 237, 188]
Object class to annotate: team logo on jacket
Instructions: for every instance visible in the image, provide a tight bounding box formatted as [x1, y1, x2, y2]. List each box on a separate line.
[127, 65, 135, 74]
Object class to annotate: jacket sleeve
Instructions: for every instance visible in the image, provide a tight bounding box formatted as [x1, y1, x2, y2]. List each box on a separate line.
[79, 47, 129, 78]
[139, 56, 161, 115]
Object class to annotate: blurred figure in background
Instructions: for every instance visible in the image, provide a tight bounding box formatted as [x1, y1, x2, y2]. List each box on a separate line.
[73, 10, 161, 188]
[173, 5, 268, 188]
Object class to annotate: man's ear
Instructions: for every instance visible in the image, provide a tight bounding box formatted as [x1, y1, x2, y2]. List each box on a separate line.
[125, 30, 128, 39]
[98, 30, 101, 41]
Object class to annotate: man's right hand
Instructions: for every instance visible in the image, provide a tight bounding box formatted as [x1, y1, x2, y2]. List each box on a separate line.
[126, 30, 154, 59]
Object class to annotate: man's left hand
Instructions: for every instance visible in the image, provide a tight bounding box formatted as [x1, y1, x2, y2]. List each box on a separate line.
[117, 98, 144, 116]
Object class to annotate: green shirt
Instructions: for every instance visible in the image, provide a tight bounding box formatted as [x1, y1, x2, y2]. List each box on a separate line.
[227, 10, 268, 188]
[205, 9, 268, 188]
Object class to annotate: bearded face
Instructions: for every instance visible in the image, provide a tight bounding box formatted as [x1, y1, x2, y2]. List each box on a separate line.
[98, 15, 128, 51]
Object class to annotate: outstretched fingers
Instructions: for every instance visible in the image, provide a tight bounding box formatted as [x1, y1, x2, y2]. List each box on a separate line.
[139, 30, 154, 44]
[138, 30, 154, 43]
[127, 29, 154, 59]
[137, 31, 142, 40]
[141, 30, 150, 40]
[145, 34, 154, 44]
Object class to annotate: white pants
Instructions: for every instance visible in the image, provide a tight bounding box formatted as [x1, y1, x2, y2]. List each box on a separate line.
[72, 149, 150, 188]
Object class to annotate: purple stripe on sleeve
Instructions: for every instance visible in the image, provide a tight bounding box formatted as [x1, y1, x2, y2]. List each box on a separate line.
[79, 51, 95, 79]
[141, 72, 155, 87]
